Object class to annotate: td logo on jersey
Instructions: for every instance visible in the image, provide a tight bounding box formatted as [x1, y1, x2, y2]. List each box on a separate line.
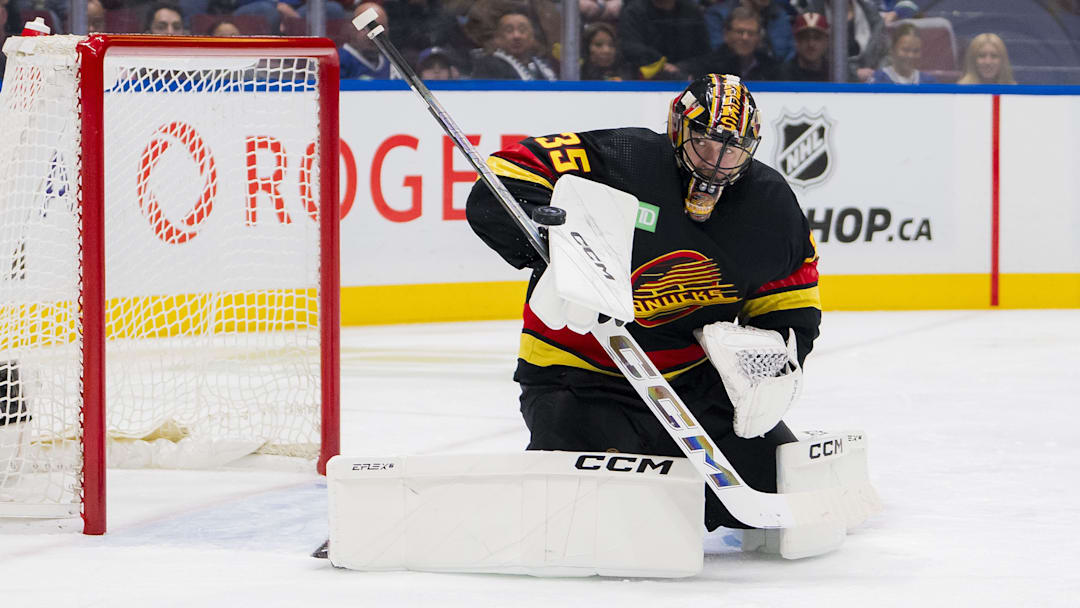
[773, 109, 834, 189]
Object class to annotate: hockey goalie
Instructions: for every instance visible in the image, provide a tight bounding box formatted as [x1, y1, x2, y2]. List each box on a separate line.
[332, 11, 879, 577]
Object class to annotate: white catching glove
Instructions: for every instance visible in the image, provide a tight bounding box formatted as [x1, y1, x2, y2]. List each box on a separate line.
[695, 322, 803, 438]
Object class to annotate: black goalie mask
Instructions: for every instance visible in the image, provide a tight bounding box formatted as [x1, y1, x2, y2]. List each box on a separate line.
[667, 75, 762, 221]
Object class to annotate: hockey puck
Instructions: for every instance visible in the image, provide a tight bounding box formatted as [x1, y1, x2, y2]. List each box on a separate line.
[532, 206, 566, 226]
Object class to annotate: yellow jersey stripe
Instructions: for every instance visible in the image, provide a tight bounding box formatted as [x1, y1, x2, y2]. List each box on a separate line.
[487, 156, 554, 190]
[519, 333, 619, 376]
[742, 285, 822, 319]
[519, 333, 710, 380]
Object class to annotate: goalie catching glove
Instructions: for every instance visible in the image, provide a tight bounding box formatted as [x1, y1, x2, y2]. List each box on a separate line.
[695, 322, 802, 438]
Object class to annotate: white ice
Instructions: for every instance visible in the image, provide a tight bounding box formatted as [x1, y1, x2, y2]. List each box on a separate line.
[3, 310, 1079, 607]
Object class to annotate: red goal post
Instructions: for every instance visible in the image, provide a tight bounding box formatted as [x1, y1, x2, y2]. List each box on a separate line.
[0, 34, 340, 534]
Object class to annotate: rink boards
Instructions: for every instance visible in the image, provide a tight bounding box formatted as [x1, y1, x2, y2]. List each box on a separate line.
[325, 84, 1079, 321]
[84, 82, 1071, 321]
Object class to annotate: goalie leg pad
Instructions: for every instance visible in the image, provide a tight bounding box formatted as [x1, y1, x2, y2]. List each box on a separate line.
[743, 430, 882, 559]
[327, 451, 704, 578]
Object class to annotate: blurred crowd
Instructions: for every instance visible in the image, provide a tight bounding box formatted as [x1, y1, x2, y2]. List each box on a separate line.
[0, 0, 1039, 84]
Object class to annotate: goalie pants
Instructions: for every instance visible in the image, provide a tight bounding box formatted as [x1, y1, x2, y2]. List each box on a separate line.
[518, 362, 796, 531]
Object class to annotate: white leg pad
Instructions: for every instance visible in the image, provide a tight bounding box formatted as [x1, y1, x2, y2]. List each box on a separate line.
[327, 451, 705, 577]
[743, 430, 882, 559]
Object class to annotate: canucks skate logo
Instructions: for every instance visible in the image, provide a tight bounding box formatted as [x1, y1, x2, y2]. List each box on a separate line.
[773, 109, 834, 189]
[631, 250, 739, 328]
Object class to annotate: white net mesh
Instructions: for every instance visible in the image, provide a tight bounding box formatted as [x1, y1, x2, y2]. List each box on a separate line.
[1, 36, 329, 519]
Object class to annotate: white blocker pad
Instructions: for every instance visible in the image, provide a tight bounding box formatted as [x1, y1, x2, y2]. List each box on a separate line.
[529, 175, 638, 334]
[327, 451, 704, 577]
[743, 430, 882, 559]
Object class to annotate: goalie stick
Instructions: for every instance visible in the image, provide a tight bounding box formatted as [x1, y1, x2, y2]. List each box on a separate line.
[351, 9, 842, 530]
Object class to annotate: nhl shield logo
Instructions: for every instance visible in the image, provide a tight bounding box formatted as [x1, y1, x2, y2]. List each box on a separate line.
[773, 110, 834, 188]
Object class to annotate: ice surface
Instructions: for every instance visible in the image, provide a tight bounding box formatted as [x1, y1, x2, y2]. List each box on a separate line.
[2, 311, 1079, 607]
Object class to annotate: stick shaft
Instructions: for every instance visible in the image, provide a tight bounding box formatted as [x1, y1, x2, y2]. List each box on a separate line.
[366, 27, 548, 263]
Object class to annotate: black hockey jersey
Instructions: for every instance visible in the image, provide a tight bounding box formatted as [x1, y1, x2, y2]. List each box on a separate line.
[465, 127, 820, 384]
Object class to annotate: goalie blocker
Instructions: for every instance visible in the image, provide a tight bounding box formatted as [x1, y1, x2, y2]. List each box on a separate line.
[326, 433, 879, 576]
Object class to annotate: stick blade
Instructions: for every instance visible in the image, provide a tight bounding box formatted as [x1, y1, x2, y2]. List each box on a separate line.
[311, 538, 329, 559]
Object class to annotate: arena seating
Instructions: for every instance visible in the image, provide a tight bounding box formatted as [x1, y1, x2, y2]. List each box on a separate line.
[922, 0, 1080, 84]
[190, 13, 270, 36]
[888, 17, 961, 83]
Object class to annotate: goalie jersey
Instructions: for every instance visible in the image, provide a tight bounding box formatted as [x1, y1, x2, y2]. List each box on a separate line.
[465, 127, 820, 384]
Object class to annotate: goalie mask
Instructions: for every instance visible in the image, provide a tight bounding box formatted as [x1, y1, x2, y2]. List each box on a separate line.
[667, 74, 761, 222]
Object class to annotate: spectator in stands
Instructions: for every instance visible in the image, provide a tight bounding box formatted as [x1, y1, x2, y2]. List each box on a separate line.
[203, 0, 343, 36]
[878, 0, 918, 25]
[705, 0, 796, 62]
[870, 22, 934, 83]
[470, 7, 557, 80]
[209, 17, 240, 35]
[339, 2, 394, 79]
[792, 0, 888, 81]
[87, 0, 105, 32]
[417, 46, 462, 80]
[778, 11, 830, 81]
[617, 0, 710, 80]
[144, 2, 187, 34]
[385, 0, 471, 68]
[580, 21, 635, 80]
[580, 0, 621, 24]
[957, 33, 1016, 85]
[18, 0, 69, 34]
[297, 1, 347, 31]
[204, 0, 280, 34]
[463, 0, 562, 62]
[684, 6, 780, 80]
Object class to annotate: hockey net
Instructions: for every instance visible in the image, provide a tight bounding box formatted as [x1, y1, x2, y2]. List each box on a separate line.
[0, 35, 340, 533]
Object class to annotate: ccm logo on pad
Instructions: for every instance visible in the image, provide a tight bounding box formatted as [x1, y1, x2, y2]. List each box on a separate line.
[570, 232, 615, 281]
[574, 455, 674, 474]
[808, 439, 843, 459]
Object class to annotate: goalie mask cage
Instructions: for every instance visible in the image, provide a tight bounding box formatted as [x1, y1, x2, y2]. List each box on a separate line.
[0, 34, 341, 534]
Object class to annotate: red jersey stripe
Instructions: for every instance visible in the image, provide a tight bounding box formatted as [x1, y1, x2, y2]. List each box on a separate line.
[493, 143, 557, 182]
[755, 259, 819, 294]
[521, 303, 707, 374]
